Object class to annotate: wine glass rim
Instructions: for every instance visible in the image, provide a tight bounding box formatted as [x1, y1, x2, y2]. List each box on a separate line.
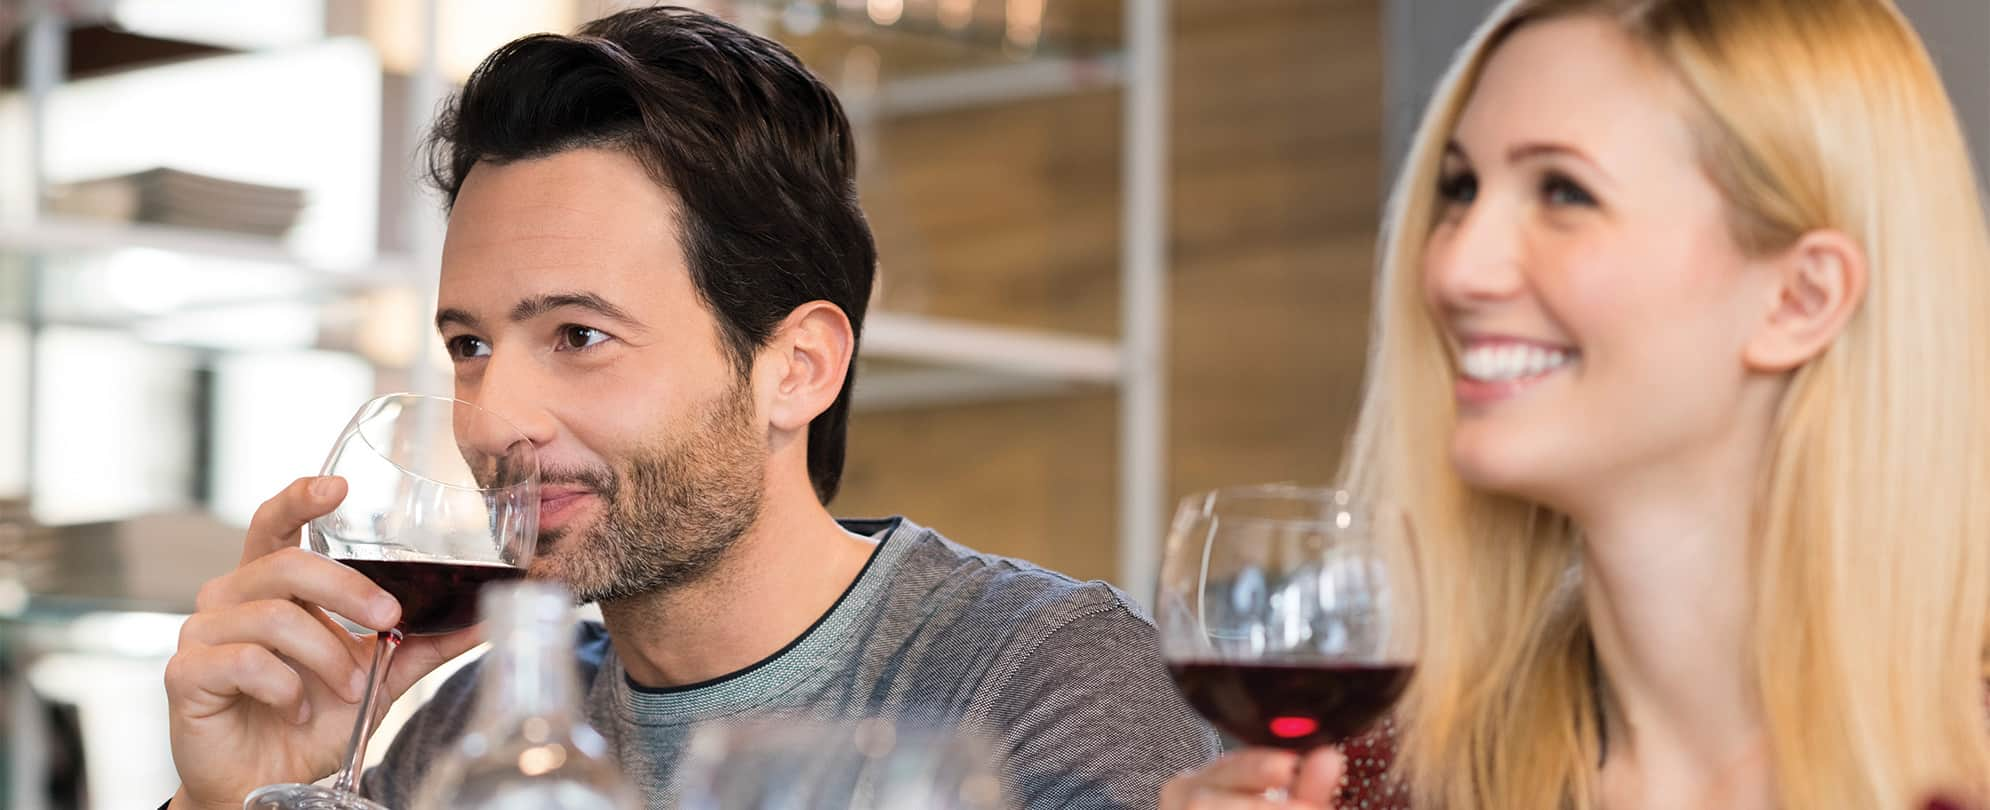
[345, 392, 538, 494]
[1181, 483, 1391, 521]
[1166, 655, 1418, 667]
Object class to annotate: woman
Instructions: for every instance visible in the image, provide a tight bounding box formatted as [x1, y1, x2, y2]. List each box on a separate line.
[1163, 0, 1990, 807]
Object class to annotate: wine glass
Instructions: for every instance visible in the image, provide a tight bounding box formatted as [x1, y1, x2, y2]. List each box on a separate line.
[1156, 484, 1418, 752]
[675, 719, 1005, 810]
[245, 393, 539, 810]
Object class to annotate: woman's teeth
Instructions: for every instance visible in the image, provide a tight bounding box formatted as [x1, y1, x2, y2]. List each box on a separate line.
[1459, 344, 1573, 382]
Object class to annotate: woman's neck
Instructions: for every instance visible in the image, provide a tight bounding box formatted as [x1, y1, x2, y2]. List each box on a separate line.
[1570, 422, 1776, 809]
[1582, 502, 1770, 809]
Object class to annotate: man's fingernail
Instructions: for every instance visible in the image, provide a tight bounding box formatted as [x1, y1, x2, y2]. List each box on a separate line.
[348, 670, 367, 702]
[294, 700, 312, 725]
[311, 477, 337, 498]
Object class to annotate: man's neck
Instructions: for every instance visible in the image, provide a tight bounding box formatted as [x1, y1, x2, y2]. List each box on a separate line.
[596, 488, 880, 689]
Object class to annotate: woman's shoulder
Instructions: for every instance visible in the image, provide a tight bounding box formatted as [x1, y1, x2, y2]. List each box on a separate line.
[1340, 718, 1412, 809]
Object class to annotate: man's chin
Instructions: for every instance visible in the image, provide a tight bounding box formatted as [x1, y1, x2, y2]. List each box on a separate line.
[525, 549, 573, 581]
[525, 539, 611, 601]
[525, 537, 573, 581]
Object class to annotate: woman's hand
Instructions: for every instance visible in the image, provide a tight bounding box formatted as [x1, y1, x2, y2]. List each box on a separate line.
[1160, 747, 1347, 810]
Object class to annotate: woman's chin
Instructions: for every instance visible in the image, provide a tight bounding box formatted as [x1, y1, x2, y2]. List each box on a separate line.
[1449, 435, 1559, 506]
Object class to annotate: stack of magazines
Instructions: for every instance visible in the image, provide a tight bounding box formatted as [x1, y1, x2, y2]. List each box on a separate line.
[48, 167, 307, 238]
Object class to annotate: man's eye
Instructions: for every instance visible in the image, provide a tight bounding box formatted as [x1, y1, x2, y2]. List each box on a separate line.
[557, 325, 611, 351]
[446, 335, 490, 359]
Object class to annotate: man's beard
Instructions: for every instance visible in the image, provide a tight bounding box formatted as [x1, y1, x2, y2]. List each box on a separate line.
[530, 381, 765, 604]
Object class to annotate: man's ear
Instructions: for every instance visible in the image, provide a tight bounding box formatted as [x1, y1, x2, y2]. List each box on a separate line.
[760, 301, 855, 432]
[1742, 229, 1867, 373]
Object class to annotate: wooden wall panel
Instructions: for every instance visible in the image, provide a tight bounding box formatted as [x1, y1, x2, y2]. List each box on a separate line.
[834, 0, 1382, 587]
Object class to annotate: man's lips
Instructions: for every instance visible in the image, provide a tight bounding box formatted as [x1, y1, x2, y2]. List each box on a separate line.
[538, 487, 594, 528]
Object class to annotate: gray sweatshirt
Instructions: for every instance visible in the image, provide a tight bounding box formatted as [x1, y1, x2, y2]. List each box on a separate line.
[362, 517, 1221, 809]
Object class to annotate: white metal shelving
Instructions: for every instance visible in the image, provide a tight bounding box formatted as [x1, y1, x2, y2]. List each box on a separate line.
[0, 216, 413, 283]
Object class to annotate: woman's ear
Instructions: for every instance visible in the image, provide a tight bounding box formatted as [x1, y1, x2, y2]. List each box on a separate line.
[1742, 229, 1867, 372]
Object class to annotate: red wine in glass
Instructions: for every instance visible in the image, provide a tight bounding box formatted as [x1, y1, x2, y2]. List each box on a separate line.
[247, 394, 539, 810]
[1156, 485, 1421, 757]
[340, 559, 526, 636]
[1168, 661, 1413, 750]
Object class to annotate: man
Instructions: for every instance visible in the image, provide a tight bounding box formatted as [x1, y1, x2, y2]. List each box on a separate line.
[162, 7, 1218, 809]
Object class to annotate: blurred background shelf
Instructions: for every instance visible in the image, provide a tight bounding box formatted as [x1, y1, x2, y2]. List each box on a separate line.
[849, 51, 1123, 117]
[0, 215, 411, 282]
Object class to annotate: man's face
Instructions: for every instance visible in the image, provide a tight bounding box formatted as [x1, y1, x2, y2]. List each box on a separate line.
[436, 147, 765, 603]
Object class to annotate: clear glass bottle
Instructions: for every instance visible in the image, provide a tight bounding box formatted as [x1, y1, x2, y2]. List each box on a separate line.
[412, 581, 641, 810]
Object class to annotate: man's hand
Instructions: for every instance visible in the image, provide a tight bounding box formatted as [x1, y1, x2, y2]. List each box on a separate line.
[163, 477, 484, 809]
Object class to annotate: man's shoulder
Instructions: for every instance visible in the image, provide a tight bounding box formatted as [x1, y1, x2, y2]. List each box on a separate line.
[861, 519, 1224, 807]
[875, 517, 1152, 634]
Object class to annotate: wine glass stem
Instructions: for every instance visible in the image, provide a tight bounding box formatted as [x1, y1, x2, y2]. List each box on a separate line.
[330, 629, 403, 796]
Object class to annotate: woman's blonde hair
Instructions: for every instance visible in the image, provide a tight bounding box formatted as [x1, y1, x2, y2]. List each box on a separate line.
[1347, 0, 1990, 806]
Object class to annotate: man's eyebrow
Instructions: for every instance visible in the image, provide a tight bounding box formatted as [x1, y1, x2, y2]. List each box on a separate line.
[436, 307, 480, 332]
[509, 292, 643, 327]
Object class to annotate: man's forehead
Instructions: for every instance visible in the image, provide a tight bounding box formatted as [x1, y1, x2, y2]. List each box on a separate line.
[434, 150, 700, 328]
[433, 236, 698, 331]
[454, 150, 675, 218]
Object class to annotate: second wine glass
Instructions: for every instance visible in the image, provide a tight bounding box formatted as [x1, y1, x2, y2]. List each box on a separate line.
[1156, 484, 1418, 751]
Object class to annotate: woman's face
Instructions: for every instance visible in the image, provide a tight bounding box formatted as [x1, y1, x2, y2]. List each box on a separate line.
[1423, 15, 1782, 514]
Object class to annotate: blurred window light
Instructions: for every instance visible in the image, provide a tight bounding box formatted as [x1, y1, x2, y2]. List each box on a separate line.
[366, 0, 580, 81]
[939, 0, 975, 31]
[102, 248, 195, 315]
[1006, 0, 1044, 49]
[134, 300, 323, 352]
[209, 349, 373, 527]
[868, 0, 904, 25]
[31, 327, 199, 525]
[111, 0, 327, 50]
[35, 249, 317, 325]
[57, 611, 188, 659]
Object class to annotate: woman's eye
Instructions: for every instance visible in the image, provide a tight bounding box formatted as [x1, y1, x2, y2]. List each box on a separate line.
[446, 335, 490, 360]
[1438, 171, 1478, 205]
[1543, 173, 1598, 207]
[557, 325, 611, 351]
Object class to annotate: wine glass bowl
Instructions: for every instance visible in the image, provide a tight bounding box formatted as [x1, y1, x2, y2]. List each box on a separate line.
[1157, 485, 1418, 751]
[246, 394, 540, 809]
[306, 395, 538, 636]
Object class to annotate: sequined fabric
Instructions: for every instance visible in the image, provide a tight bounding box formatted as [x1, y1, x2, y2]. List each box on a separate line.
[1337, 718, 1412, 809]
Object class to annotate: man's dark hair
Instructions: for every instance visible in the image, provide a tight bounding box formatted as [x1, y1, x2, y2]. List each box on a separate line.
[424, 6, 874, 504]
